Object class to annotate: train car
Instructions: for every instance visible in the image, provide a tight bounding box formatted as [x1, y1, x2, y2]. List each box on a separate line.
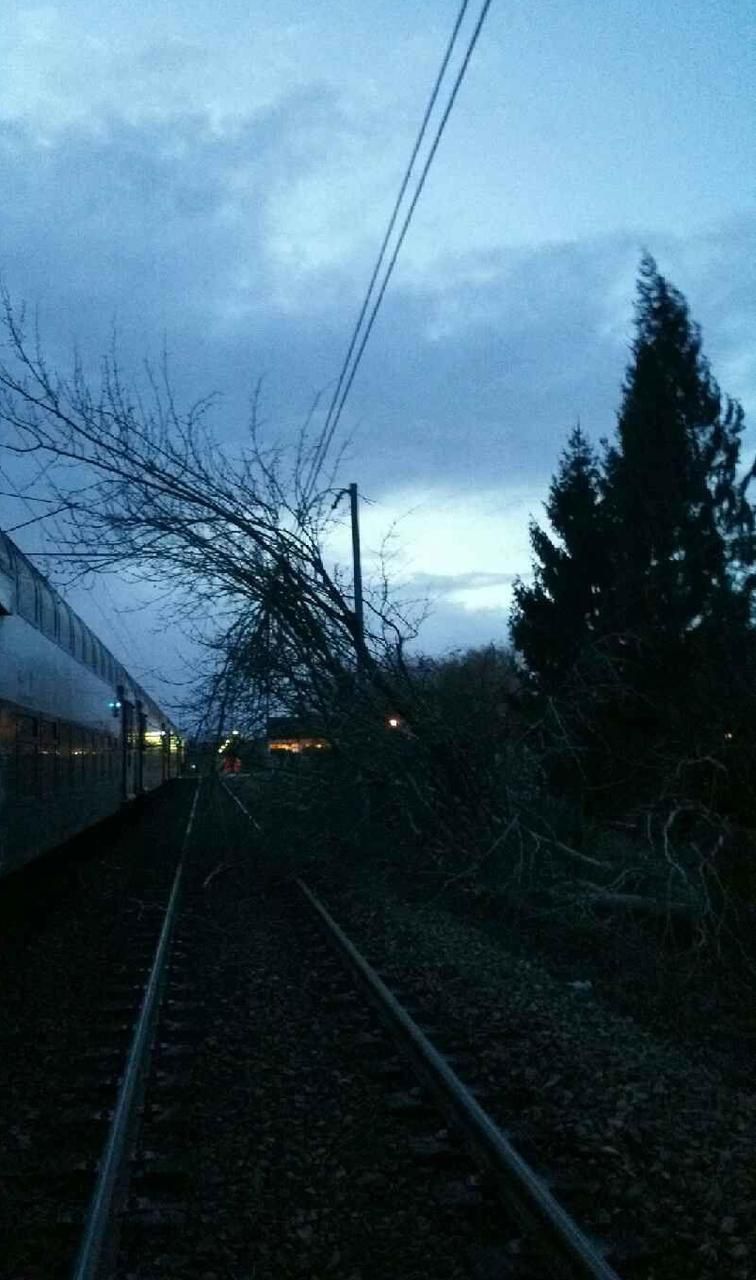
[0, 530, 182, 877]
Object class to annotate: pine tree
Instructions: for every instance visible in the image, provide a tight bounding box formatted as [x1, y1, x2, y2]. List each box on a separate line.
[511, 257, 755, 694]
[510, 424, 609, 688]
[510, 257, 756, 817]
[603, 254, 755, 647]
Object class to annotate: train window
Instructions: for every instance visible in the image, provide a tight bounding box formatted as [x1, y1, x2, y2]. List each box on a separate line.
[70, 616, 83, 661]
[67, 610, 77, 654]
[17, 564, 37, 623]
[0, 534, 14, 578]
[58, 605, 72, 652]
[17, 715, 38, 739]
[38, 584, 56, 637]
[15, 733, 38, 794]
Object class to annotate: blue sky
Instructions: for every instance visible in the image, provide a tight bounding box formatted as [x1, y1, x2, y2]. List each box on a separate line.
[1, 1, 754, 703]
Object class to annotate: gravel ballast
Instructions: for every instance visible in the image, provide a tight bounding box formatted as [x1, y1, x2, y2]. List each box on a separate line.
[152, 781, 534, 1279]
[7, 771, 754, 1278]
[5, 781, 544, 1279]
[310, 864, 756, 1280]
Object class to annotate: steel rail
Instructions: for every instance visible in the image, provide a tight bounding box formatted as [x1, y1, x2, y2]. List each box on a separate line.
[71, 781, 201, 1280]
[221, 781, 621, 1279]
[296, 878, 622, 1280]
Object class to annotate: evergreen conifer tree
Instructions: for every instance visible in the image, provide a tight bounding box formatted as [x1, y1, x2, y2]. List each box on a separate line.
[511, 255, 756, 816]
[510, 424, 609, 688]
[603, 254, 755, 647]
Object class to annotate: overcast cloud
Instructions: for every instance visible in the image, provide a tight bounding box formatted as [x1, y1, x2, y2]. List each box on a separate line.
[1, 1, 754, 706]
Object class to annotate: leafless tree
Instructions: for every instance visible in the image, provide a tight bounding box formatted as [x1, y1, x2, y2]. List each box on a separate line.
[0, 290, 417, 736]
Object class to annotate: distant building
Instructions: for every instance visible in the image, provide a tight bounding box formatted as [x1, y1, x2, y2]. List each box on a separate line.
[267, 715, 330, 755]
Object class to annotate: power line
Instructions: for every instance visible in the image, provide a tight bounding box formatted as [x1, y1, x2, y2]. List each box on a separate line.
[325, 0, 494, 464]
[302, 0, 473, 502]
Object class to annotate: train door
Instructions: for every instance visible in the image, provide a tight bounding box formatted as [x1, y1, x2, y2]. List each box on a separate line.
[161, 724, 170, 782]
[118, 686, 136, 801]
[136, 701, 146, 794]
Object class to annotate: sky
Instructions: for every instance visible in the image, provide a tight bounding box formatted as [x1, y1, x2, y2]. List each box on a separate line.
[0, 1, 754, 709]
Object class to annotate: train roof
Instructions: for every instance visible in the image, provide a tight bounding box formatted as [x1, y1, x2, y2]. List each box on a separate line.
[0, 529, 181, 737]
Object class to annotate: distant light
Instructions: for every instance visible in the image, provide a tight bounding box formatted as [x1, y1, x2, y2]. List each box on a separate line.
[388, 716, 400, 729]
[232, 729, 240, 735]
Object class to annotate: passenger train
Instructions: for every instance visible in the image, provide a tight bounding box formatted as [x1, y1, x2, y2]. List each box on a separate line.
[0, 530, 182, 877]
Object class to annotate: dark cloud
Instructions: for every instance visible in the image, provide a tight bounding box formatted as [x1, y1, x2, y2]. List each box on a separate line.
[1, 97, 754, 503]
[1, 98, 755, 692]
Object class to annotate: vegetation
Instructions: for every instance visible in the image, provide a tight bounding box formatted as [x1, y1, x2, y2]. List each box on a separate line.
[505, 256, 756, 993]
[240, 256, 756, 1034]
[512, 257, 756, 811]
[1, 257, 754, 1033]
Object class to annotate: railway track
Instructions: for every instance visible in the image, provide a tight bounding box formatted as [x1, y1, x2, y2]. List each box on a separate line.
[5, 778, 628, 1277]
[71, 783, 201, 1278]
[222, 781, 623, 1280]
[0, 782, 201, 1279]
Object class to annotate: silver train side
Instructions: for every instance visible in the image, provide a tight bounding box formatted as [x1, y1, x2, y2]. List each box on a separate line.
[0, 531, 182, 877]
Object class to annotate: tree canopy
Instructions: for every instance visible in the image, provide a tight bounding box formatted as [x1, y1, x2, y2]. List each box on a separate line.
[510, 255, 756, 816]
[510, 424, 610, 689]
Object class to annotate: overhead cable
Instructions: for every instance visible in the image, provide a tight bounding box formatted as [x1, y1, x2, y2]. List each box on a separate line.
[303, 0, 493, 502]
[302, 0, 471, 501]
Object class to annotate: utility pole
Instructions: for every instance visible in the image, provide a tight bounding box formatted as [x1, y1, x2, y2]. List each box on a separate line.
[265, 604, 272, 742]
[349, 482, 365, 657]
